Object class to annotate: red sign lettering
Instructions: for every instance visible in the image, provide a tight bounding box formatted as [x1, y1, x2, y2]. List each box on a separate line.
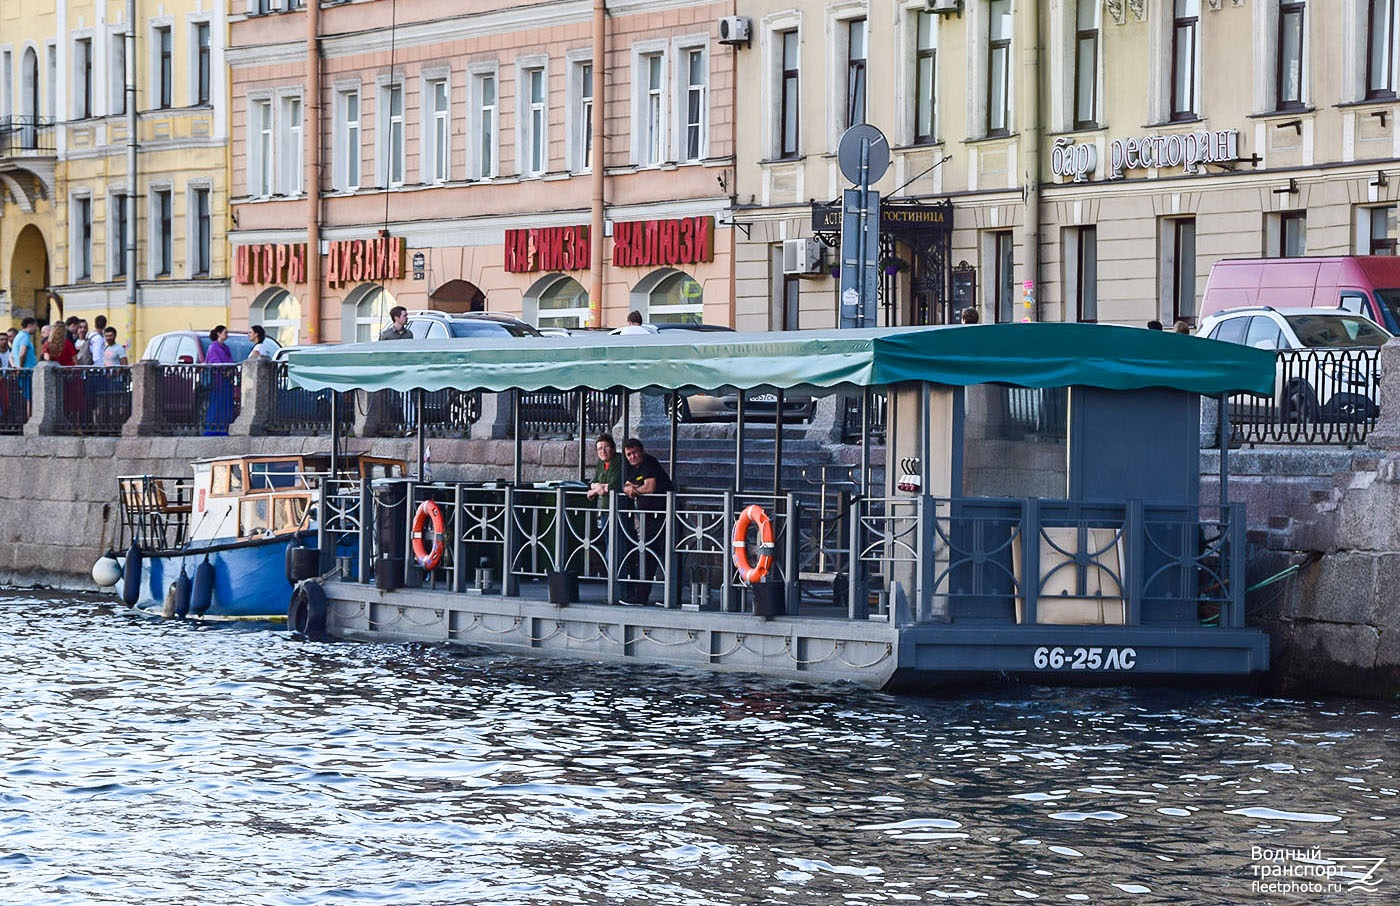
[503, 226, 591, 273]
[611, 216, 714, 268]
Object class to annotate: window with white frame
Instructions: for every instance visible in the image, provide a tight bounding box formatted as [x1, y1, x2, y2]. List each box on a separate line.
[523, 66, 547, 175]
[778, 29, 800, 159]
[335, 87, 361, 190]
[278, 95, 303, 195]
[381, 81, 405, 187]
[1368, 0, 1397, 98]
[1276, 0, 1306, 110]
[987, 0, 1011, 136]
[641, 269, 703, 323]
[1272, 210, 1307, 257]
[846, 18, 867, 129]
[1161, 217, 1197, 322]
[73, 195, 92, 280]
[1363, 205, 1397, 254]
[194, 21, 211, 106]
[1170, 0, 1199, 120]
[191, 186, 211, 276]
[1074, 0, 1100, 128]
[152, 188, 173, 276]
[990, 230, 1014, 322]
[109, 33, 125, 115]
[526, 274, 590, 329]
[252, 288, 301, 346]
[154, 26, 172, 109]
[45, 42, 56, 119]
[350, 285, 393, 342]
[109, 191, 128, 278]
[74, 38, 93, 119]
[426, 77, 449, 183]
[1064, 226, 1097, 322]
[638, 52, 666, 165]
[472, 70, 498, 178]
[913, 11, 937, 144]
[681, 47, 707, 161]
[570, 59, 593, 171]
[1, 50, 11, 120]
[251, 98, 273, 197]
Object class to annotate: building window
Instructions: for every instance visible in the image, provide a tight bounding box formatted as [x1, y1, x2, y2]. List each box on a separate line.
[1162, 218, 1197, 323]
[73, 196, 92, 281]
[473, 72, 497, 179]
[336, 89, 360, 191]
[1, 50, 11, 121]
[110, 33, 125, 115]
[527, 274, 591, 329]
[1366, 206, 1396, 254]
[987, 0, 1012, 136]
[682, 49, 706, 162]
[383, 82, 404, 187]
[1276, 1, 1306, 110]
[153, 188, 173, 276]
[1277, 210, 1306, 257]
[110, 192, 128, 278]
[1170, 0, 1199, 120]
[640, 53, 665, 165]
[1074, 0, 1099, 128]
[426, 78, 449, 183]
[570, 60, 593, 171]
[914, 11, 936, 144]
[249, 98, 273, 197]
[1066, 226, 1097, 322]
[252, 288, 301, 346]
[195, 22, 211, 106]
[779, 30, 800, 159]
[640, 269, 704, 323]
[1368, 0, 1396, 98]
[75, 38, 93, 119]
[351, 285, 392, 342]
[846, 18, 867, 128]
[279, 95, 303, 195]
[992, 231, 1014, 322]
[524, 66, 546, 176]
[191, 187, 211, 276]
[155, 26, 172, 109]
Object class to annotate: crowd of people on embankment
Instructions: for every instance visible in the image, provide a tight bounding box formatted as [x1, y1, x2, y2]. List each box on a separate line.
[0, 315, 129, 370]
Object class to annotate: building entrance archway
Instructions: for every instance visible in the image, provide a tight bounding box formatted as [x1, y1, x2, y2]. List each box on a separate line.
[9, 223, 50, 322]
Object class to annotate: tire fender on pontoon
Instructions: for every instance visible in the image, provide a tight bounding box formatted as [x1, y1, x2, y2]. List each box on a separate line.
[288, 581, 330, 641]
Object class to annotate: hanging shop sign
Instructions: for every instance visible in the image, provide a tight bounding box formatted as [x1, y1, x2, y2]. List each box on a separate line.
[811, 202, 952, 233]
[326, 235, 405, 288]
[612, 215, 714, 268]
[504, 225, 591, 273]
[235, 242, 307, 285]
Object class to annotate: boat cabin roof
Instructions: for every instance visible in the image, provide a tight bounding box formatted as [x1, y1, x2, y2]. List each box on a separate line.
[284, 323, 1275, 398]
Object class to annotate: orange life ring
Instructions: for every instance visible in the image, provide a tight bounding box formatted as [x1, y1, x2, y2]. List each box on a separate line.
[411, 500, 446, 571]
[732, 504, 775, 585]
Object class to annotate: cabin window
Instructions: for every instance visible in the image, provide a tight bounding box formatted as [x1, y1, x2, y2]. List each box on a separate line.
[212, 463, 244, 496]
[361, 459, 406, 480]
[240, 494, 310, 536]
[248, 459, 304, 490]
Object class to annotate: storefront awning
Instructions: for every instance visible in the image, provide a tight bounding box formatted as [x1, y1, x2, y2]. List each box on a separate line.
[284, 323, 1276, 397]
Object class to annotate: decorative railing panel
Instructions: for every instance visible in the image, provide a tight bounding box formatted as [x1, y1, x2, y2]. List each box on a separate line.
[54, 366, 132, 436]
[152, 364, 242, 436]
[1229, 348, 1379, 447]
[0, 370, 32, 435]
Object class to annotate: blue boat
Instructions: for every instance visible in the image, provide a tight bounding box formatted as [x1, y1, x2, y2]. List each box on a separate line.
[111, 453, 404, 618]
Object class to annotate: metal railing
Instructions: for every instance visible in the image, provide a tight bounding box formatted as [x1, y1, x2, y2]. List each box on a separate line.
[518, 389, 623, 438]
[118, 475, 193, 553]
[0, 370, 32, 434]
[151, 364, 242, 436]
[267, 362, 351, 436]
[54, 366, 132, 436]
[0, 116, 57, 155]
[1230, 347, 1380, 447]
[374, 388, 482, 437]
[842, 391, 888, 444]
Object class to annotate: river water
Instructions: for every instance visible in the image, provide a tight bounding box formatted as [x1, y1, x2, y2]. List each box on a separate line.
[0, 590, 1395, 905]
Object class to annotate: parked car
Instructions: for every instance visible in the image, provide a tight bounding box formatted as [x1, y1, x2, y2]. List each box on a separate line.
[1196, 306, 1391, 422]
[1199, 256, 1400, 333]
[609, 322, 815, 423]
[399, 310, 543, 339]
[140, 330, 275, 364]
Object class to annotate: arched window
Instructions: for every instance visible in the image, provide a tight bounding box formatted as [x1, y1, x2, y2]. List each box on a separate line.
[523, 273, 590, 329]
[250, 287, 301, 345]
[343, 284, 396, 342]
[631, 268, 703, 324]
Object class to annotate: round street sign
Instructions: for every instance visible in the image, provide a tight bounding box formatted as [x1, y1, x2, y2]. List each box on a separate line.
[837, 124, 890, 186]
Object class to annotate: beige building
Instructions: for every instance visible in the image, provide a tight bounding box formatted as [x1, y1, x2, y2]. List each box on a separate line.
[731, 0, 1400, 330]
[0, 0, 231, 353]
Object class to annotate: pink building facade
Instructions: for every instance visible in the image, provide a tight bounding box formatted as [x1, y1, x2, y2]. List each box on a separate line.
[227, 0, 735, 345]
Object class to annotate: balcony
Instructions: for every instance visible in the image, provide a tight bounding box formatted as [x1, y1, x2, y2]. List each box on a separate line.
[0, 116, 56, 211]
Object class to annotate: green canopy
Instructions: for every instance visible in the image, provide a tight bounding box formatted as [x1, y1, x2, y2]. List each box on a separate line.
[285, 323, 1276, 397]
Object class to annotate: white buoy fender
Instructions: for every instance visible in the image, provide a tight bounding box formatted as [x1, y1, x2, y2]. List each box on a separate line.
[92, 552, 122, 588]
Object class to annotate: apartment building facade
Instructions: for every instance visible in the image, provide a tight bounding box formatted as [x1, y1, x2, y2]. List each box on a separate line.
[228, 0, 735, 346]
[731, 0, 1400, 330]
[0, 0, 230, 351]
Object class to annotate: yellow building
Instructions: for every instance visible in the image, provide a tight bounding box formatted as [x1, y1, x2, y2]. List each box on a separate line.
[0, 0, 229, 354]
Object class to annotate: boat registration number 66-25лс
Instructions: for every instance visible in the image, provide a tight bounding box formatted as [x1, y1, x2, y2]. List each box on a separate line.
[1032, 646, 1137, 671]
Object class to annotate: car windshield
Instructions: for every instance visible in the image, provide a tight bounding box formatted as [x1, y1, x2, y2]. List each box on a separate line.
[1284, 315, 1390, 348]
[200, 335, 258, 361]
[447, 320, 541, 338]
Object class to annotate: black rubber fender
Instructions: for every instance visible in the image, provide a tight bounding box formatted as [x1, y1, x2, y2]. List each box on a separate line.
[121, 542, 142, 607]
[288, 581, 331, 641]
[285, 543, 319, 584]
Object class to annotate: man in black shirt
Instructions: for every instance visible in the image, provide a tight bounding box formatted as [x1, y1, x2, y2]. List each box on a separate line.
[379, 306, 412, 340]
[620, 437, 672, 605]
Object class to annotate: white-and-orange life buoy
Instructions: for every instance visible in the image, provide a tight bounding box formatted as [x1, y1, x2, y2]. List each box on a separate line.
[411, 500, 446, 571]
[732, 504, 775, 585]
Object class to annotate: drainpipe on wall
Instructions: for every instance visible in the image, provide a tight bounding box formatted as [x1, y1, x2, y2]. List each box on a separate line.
[1021, 0, 1042, 321]
[124, 0, 138, 342]
[305, 0, 323, 343]
[588, 0, 606, 328]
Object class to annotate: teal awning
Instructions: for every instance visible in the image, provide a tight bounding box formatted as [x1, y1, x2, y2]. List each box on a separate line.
[285, 323, 1276, 397]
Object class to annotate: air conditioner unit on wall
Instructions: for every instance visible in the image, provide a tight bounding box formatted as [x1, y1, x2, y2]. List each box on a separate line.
[924, 0, 962, 15]
[718, 16, 752, 46]
[782, 238, 824, 277]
